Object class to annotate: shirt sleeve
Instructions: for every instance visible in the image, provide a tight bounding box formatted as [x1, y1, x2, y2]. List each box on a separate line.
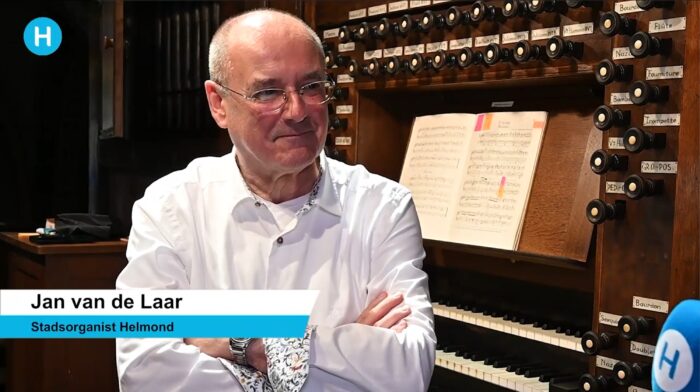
[116, 196, 243, 392]
[307, 191, 436, 391]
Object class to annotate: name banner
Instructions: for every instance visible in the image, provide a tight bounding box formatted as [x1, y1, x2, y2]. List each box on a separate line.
[0, 290, 318, 338]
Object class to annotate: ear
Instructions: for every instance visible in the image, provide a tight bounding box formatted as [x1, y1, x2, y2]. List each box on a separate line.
[204, 80, 229, 129]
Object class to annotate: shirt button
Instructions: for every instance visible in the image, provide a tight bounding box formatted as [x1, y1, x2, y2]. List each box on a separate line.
[276, 236, 284, 244]
[254, 201, 262, 207]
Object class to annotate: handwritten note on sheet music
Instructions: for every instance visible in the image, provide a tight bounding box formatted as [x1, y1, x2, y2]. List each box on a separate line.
[399, 112, 547, 250]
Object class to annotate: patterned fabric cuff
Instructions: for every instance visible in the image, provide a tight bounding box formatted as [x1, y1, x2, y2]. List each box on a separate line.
[220, 326, 315, 392]
[264, 325, 315, 392]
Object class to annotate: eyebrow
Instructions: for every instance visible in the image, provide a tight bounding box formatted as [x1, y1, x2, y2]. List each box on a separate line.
[247, 71, 326, 91]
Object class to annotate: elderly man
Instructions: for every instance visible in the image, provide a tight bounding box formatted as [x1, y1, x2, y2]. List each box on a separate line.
[116, 9, 435, 392]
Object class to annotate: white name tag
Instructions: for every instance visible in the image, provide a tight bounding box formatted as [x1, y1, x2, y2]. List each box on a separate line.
[615, 0, 642, 14]
[613, 47, 634, 60]
[335, 136, 352, 146]
[474, 34, 499, 47]
[368, 5, 387, 16]
[596, 355, 617, 370]
[646, 65, 684, 80]
[611, 92, 632, 105]
[491, 101, 514, 108]
[383, 47, 403, 57]
[404, 44, 425, 55]
[643, 113, 680, 127]
[563, 22, 594, 37]
[633, 296, 669, 313]
[501, 31, 529, 45]
[338, 42, 356, 52]
[336, 74, 354, 84]
[426, 41, 449, 53]
[630, 341, 656, 358]
[641, 161, 677, 174]
[432, 0, 452, 3]
[608, 137, 625, 150]
[649, 17, 687, 33]
[531, 27, 560, 41]
[348, 8, 367, 20]
[606, 181, 626, 194]
[599, 311, 622, 327]
[363, 50, 383, 60]
[323, 28, 339, 39]
[449, 38, 472, 50]
[335, 105, 353, 114]
[388, 1, 409, 12]
[410, 0, 431, 8]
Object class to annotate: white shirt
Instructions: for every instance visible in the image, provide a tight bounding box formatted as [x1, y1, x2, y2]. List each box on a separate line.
[116, 149, 436, 392]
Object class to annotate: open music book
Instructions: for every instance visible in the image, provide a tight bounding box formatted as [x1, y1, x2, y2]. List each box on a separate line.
[399, 111, 548, 251]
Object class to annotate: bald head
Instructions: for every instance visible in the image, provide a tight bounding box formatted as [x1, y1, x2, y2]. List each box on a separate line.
[208, 9, 324, 85]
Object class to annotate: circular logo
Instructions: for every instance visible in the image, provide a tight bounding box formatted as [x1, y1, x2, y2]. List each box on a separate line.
[654, 329, 694, 392]
[24, 17, 62, 56]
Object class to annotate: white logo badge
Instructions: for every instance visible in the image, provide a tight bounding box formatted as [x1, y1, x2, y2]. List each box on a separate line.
[654, 329, 693, 391]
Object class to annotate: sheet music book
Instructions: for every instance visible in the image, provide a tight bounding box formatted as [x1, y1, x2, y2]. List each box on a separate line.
[399, 111, 548, 251]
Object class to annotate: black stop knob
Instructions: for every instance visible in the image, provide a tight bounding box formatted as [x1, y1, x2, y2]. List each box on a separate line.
[628, 80, 669, 105]
[333, 87, 348, 101]
[629, 31, 672, 58]
[347, 59, 360, 77]
[419, 10, 444, 32]
[329, 116, 348, 131]
[502, 0, 529, 17]
[599, 11, 636, 36]
[594, 105, 630, 131]
[396, 15, 415, 36]
[612, 361, 651, 386]
[581, 331, 618, 355]
[586, 199, 625, 224]
[355, 22, 370, 41]
[457, 47, 482, 68]
[590, 149, 628, 174]
[623, 175, 663, 200]
[374, 18, 391, 39]
[618, 315, 655, 340]
[384, 56, 401, 75]
[546, 36, 583, 59]
[623, 127, 665, 153]
[470, 1, 500, 22]
[566, 0, 598, 7]
[579, 373, 613, 391]
[334, 55, 350, 68]
[325, 52, 335, 68]
[338, 26, 352, 43]
[595, 59, 633, 85]
[513, 40, 544, 63]
[527, 0, 558, 13]
[408, 53, 424, 74]
[483, 43, 511, 66]
[445, 6, 465, 28]
[431, 49, 455, 71]
[636, 0, 674, 9]
[365, 59, 381, 77]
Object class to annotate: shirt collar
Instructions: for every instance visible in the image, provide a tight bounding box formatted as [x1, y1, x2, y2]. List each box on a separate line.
[228, 146, 343, 217]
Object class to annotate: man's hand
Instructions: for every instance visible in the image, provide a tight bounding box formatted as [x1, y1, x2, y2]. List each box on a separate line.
[355, 292, 411, 332]
[184, 338, 268, 374]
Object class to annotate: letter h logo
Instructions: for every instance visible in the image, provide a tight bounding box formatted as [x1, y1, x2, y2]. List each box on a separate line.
[658, 341, 681, 379]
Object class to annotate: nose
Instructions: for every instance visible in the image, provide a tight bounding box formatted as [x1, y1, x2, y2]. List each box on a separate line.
[282, 90, 308, 122]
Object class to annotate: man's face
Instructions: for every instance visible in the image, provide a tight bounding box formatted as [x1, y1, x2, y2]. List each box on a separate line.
[223, 32, 329, 176]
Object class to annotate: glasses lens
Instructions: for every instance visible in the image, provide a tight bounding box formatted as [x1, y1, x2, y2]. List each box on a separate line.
[300, 81, 334, 105]
[249, 89, 286, 112]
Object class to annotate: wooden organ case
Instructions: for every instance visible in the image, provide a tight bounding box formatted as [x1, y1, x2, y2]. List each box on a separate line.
[309, 0, 700, 391]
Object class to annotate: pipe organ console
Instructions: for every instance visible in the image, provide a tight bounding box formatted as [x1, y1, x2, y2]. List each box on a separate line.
[306, 0, 699, 390]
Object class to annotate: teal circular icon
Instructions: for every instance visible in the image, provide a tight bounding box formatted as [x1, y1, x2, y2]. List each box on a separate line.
[24, 17, 62, 56]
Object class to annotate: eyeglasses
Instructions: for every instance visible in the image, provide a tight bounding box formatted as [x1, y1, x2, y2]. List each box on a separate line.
[215, 79, 336, 114]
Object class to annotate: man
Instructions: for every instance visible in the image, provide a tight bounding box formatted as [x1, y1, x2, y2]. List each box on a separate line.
[116, 9, 435, 391]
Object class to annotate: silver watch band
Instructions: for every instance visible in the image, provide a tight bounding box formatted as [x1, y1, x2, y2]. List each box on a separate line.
[229, 338, 252, 366]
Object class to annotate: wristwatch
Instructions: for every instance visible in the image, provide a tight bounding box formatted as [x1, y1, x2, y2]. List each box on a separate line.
[229, 338, 252, 366]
